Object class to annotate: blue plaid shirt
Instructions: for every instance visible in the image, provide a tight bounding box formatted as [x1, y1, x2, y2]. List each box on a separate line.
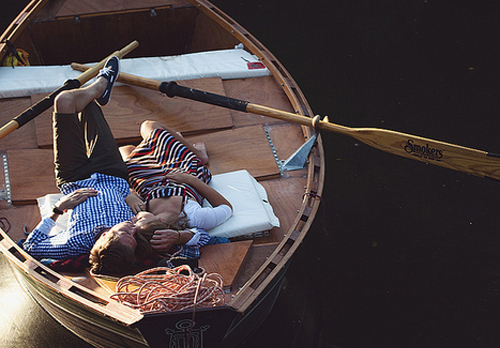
[23, 173, 134, 260]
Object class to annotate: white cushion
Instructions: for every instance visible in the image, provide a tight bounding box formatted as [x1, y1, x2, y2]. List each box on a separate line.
[204, 170, 280, 238]
[0, 46, 270, 98]
[36, 194, 72, 236]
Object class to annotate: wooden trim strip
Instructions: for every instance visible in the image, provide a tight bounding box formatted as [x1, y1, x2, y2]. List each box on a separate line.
[56, 5, 173, 21]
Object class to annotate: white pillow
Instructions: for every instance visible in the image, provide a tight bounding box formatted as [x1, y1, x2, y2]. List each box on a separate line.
[37, 193, 72, 236]
[204, 170, 280, 238]
[36, 170, 279, 239]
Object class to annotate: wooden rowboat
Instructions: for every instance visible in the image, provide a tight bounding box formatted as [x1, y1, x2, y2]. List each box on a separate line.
[0, 0, 324, 347]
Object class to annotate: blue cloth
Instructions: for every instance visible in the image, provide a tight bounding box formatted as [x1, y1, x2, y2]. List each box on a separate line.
[207, 236, 230, 245]
[23, 173, 134, 260]
[172, 228, 211, 259]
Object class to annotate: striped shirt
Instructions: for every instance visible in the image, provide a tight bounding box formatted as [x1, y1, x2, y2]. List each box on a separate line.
[23, 173, 135, 260]
[126, 129, 212, 205]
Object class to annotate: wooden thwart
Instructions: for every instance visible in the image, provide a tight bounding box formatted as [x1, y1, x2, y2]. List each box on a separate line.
[33, 77, 234, 148]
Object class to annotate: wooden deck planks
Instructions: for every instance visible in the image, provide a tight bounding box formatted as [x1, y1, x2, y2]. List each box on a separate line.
[0, 98, 39, 151]
[0, 204, 41, 242]
[198, 240, 253, 291]
[33, 77, 234, 148]
[258, 171, 308, 243]
[8, 149, 58, 204]
[230, 242, 278, 292]
[7, 125, 278, 204]
[188, 125, 279, 179]
[223, 76, 297, 128]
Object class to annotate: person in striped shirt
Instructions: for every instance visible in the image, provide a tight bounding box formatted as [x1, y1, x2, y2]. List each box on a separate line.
[120, 120, 233, 232]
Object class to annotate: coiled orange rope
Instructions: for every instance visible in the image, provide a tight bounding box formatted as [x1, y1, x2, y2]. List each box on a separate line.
[110, 265, 225, 314]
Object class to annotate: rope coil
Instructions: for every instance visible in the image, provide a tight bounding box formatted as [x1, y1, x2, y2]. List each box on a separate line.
[110, 265, 225, 314]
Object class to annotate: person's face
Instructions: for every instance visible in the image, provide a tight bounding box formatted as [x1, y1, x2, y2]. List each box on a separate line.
[101, 221, 138, 249]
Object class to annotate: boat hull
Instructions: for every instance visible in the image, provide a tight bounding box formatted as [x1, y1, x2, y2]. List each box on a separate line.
[10, 254, 287, 348]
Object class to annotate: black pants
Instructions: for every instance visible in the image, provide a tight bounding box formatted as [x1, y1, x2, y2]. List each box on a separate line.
[53, 101, 128, 187]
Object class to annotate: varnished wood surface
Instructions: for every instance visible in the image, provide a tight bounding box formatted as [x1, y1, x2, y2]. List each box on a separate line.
[188, 125, 280, 178]
[0, 98, 38, 150]
[33, 77, 234, 147]
[198, 240, 253, 290]
[230, 242, 278, 291]
[8, 148, 57, 204]
[6, 124, 280, 204]
[224, 76, 297, 128]
[29, 7, 199, 65]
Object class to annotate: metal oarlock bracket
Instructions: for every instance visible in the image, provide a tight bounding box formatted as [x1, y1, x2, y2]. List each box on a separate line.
[264, 127, 317, 175]
[281, 134, 317, 172]
[0, 153, 12, 205]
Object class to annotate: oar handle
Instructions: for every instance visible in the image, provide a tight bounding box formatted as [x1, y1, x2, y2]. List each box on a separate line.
[0, 40, 139, 140]
[162, 81, 351, 134]
[161, 81, 249, 112]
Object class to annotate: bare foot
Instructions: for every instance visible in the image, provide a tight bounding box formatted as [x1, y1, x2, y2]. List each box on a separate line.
[193, 142, 209, 164]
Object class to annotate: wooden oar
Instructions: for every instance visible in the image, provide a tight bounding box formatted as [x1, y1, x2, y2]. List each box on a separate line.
[71, 62, 500, 181]
[0, 40, 139, 140]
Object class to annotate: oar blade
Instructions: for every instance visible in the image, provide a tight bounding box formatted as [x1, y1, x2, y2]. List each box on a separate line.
[348, 127, 500, 180]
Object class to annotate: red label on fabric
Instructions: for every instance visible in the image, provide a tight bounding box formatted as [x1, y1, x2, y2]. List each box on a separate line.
[247, 62, 266, 70]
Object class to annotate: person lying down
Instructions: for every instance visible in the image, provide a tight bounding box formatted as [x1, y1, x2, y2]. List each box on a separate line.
[22, 56, 232, 276]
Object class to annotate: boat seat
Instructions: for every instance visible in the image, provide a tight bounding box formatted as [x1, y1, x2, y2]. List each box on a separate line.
[7, 125, 279, 204]
[199, 240, 254, 291]
[0, 46, 270, 99]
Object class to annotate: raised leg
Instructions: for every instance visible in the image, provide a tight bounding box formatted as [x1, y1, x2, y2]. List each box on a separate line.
[139, 120, 209, 164]
[54, 78, 107, 114]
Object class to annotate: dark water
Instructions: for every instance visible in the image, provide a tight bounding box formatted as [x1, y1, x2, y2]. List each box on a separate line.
[2, 1, 500, 347]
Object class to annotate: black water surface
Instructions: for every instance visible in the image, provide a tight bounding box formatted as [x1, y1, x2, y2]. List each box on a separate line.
[2, 1, 500, 348]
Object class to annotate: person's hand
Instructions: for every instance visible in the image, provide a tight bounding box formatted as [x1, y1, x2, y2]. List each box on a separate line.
[150, 229, 181, 253]
[164, 170, 193, 185]
[57, 188, 99, 211]
[125, 191, 146, 214]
